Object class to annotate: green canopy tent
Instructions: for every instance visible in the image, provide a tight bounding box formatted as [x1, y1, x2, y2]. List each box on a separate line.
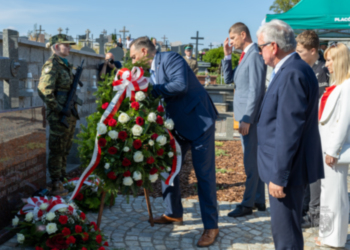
[266, 0, 350, 30]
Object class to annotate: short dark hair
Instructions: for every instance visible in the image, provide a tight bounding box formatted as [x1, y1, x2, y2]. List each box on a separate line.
[229, 22, 251, 39]
[296, 30, 319, 50]
[130, 36, 156, 54]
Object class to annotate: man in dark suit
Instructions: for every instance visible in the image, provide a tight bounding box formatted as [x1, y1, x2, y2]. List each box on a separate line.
[223, 22, 266, 217]
[256, 20, 324, 249]
[130, 37, 219, 247]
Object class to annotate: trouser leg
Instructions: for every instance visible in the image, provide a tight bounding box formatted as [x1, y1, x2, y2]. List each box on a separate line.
[61, 116, 77, 178]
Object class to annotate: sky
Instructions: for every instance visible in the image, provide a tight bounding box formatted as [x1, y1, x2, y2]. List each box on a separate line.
[0, 0, 276, 50]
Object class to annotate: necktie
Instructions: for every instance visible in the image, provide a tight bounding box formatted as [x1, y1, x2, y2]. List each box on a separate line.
[239, 52, 246, 64]
[149, 70, 156, 85]
[269, 70, 276, 87]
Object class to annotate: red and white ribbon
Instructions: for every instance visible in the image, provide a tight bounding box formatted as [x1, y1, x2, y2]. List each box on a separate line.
[18, 196, 49, 215]
[162, 130, 182, 186]
[18, 196, 75, 215]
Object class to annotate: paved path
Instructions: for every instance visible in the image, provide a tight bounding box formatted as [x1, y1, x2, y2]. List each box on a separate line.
[2, 176, 350, 250]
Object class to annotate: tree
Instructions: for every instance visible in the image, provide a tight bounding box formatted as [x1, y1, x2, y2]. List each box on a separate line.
[202, 47, 240, 73]
[269, 0, 300, 13]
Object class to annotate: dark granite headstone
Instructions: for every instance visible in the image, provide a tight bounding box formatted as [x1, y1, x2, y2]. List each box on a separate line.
[0, 106, 46, 244]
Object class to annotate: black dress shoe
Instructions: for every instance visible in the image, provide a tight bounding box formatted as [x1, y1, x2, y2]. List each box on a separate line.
[228, 205, 252, 217]
[252, 203, 266, 211]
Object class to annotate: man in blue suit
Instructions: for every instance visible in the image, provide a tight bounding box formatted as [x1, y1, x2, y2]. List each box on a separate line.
[222, 22, 267, 217]
[130, 37, 219, 247]
[257, 20, 324, 249]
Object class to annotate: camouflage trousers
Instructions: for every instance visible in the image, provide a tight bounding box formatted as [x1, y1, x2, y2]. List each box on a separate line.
[47, 112, 77, 181]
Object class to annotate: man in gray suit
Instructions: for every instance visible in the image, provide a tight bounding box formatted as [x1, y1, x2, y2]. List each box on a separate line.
[223, 22, 266, 217]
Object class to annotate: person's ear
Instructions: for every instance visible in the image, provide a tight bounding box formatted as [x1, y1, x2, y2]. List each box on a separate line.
[311, 48, 317, 55]
[241, 31, 246, 40]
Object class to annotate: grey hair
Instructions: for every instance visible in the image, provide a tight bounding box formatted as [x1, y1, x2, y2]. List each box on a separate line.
[257, 19, 296, 52]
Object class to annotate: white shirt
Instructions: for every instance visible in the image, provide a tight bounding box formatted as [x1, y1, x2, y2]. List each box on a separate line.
[273, 52, 296, 74]
[224, 43, 254, 60]
[126, 39, 134, 49]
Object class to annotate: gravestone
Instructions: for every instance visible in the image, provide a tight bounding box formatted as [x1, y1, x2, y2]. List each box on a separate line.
[0, 106, 47, 244]
[0, 29, 28, 109]
[80, 46, 96, 54]
[96, 33, 108, 55]
[108, 47, 124, 61]
[191, 31, 204, 61]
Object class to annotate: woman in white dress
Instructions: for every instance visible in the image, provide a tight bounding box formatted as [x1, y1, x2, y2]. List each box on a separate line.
[316, 42, 350, 248]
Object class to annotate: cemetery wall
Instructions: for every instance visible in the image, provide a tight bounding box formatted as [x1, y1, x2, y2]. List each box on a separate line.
[0, 38, 105, 166]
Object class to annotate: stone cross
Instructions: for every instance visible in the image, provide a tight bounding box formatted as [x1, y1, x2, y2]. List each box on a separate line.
[0, 29, 28, 109]
[102, 29, 107, 36]
[96, 33, 108, 55]
[35, 25, 45, 42]
[66, 27, 69, 34]
[162, 35, 168, 44]
[119, 26, 129, 47]
[164, 40, 169, 50]
[209, 43, 213, 49]
[85, 29, 91, 47]
[191, 31, 204, 60]
[58, 27, 63, 34]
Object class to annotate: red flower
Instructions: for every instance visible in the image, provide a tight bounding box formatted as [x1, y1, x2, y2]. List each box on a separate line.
[157, 149, 164, 156]
[99, 247, 105, 250]
[123, 170, 131, 177]
[98, 138, 107, 148]
[75, 225, 82, 234]
[38, 210, 43, 218]
[76, 193, 84, 201]
[150, 167, 158, 175]
[108, 146, 118, 155]
[101, 102, 109, 110]
[68, 206, 74, 214]
[136, 180, 143, 187]
[135, 116, 144, 126]
[157, 105, 165, 112]
[131, 101, 140, 110]
[66, 236, 76, 245]
[133, 139, 142, 149]
[46, 234, 68, 249]
[35, 247, 44, 250]
[151, 133, 158, 140]
[80, 212, 86, 220]
[156, 115, 164, 125]
[170, 139, 176, 149]
[90, 222, 98, 231]
[62, 227, 71, 236]
[160, 166, 165, 170]
[108, 118, 117, 127]
[122, 158, 131, 167]
[107, 171, 117, 180]
[103, 242, 109, 246]
[58, 215, 68, 225]
[82, 248, 87, 250]
[82, 232, 89, 241]
[96, 234, 103, 244]
[118, 131, 128, 141]
[146, 156, 155, 164]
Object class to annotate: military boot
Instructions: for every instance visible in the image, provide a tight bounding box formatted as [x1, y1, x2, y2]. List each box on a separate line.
[51, 180, 68, 197]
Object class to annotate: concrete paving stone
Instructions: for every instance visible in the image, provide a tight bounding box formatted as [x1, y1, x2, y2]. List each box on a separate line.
[140, 241, 153, 247]
[125, 240, 140, 246]
[154, 245, 167, 250]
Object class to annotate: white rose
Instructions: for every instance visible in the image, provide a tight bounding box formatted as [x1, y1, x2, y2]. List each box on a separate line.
[166, 167, 172, 172]
[108, 130, 118, 140]
[133, 151, 144, 163]
[147, 112, 157, 122]
[131, 125, 143, 136]
[123, 177, 133, 186]
[156, 135, 167, 146]
[17, 233, 25, 244]
[149, 174, 159, 183]
[118, 112, 130, 124]
[97, 123, 107, 135]
[164, 119, 175, 130]
[12, 216, 19, 226]
[104, 163, 110, 169]
[168, 152, 174, 158]
[133, 171, 142, 181]
[148, 140, 154, 146]
[46, 223, 58, 235]
[58, 207, 67, 213]
[25, 212, 33, 222]
[40, 203, 49, 211]
[135, 91, 146, 101]
[123, 146, 130, 152]
[46, 212, 55, 221]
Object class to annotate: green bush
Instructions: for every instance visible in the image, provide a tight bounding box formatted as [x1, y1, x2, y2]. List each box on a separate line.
[203, 47, 240, 73]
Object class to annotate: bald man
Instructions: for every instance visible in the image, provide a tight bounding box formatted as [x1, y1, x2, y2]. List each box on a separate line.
[98, 52, 122, 81]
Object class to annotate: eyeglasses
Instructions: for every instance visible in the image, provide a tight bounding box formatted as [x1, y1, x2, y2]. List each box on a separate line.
[330, 42, 338, 48]
[258, 42, 271, 52]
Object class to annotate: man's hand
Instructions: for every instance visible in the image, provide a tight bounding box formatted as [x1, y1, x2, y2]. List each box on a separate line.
[269, 182, 286, 199]
[325, 154, 337, 168]
[224, 38, 233, 56]
[239, 122, 250, 136]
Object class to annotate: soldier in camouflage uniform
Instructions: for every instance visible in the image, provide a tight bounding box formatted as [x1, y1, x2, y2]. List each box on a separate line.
[183, 44, 198, 74]
[38, 34, 83, 195]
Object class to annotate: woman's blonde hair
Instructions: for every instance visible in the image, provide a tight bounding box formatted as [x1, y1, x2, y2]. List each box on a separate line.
[324, 43, 350, 85]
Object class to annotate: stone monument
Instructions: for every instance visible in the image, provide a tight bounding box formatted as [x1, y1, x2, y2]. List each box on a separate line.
[96, 33, 108, 55]
[108, 47, 124, 62]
